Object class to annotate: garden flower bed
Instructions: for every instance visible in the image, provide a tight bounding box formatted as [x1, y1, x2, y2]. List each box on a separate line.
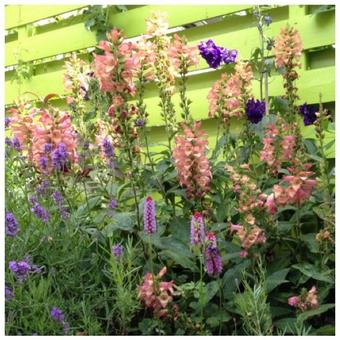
[5, 5, 335, 336]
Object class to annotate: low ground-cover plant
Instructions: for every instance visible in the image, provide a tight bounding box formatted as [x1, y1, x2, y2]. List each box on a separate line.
[5, 8, 335, 335]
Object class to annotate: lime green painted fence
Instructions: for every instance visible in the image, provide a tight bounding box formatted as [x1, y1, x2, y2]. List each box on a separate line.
[5, 4, 335, 156]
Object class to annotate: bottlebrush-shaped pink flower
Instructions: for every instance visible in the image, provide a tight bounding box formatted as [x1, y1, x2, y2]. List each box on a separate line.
[144, 196, 157, 234]
[273, 25, 303, 69]
[138, 267, 175, 318]
[172, 122, 212, 198]
[190, 212, 205, 245]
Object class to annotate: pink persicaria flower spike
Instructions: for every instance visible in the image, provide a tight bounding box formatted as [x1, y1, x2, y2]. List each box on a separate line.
[204, 232, 223, 277]
[144, 196, 157, 234]
[190, 212, 205, 245]
[273, 25, 303, 69]
[172, 122, 212, 199]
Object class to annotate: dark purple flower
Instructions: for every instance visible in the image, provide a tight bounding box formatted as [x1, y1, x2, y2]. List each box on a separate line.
[12, 137, 21, 151]
[221, 48, 238, 64]
[30, 197, 49, 222]
[52, 191, 69, 220]
[37, 180, 49, 196]
[83, 140, 90, 150]
[102, 138, 115, 159]
[109, 198, 118, 209]
[190, 212, 205, 246]
[9, 260, 31, 281]
[52, 143, 68, 171]
[39, 155, 48, 171]
[44, 143, 53, 153]
[264, 15, 272, 26]
[198, 39, 223, 69]
[5, 137, 13, 148]
[299, 103, 317, 126]
[51, 307, 65, 322]
[5, 117, 11, 128]
[246, 98, 265, 124]
[50, 307, 70, 334]
[5, 212, 19, 237]
[5, 285, 15, 301]
[144, 196, 156, 234]
[135, 119, 145, 127]
[199, 40, 238, 69]
[112, 244, 123, 258]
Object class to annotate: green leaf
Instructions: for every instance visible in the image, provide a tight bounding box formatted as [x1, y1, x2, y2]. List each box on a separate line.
[205, 281, 220, 304]
[297, 304, 335, 323]
[206, 310, 231, 327]
[292, 263, 334, 283]
[301, 233, 319, 254]
[160, 249, 197, 270]
[314, 325, 335, 335]
[106, 212, 135, 233]
[274, 318, 296, 333]
[266, 268, 290, 293]
[222, 260, 251, 298]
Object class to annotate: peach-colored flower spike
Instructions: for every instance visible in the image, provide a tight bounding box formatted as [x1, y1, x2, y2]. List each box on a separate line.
[273, 25, 303, 69]
[168, 34, 199, 71]
[208, 62, 253, 123]
[172, 122, 212, 198]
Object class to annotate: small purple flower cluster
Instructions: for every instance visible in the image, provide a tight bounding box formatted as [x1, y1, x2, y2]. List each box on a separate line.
[102, 138, 115, 168]
[109, 198, 118, 210]
[5, 212, 19, 237]
[50, 307, 70, 334]
[52, 143, 68, 171]
[5, 117, 11, 128]
[299, 103, 317, 126]
[9, 260, 31, 281]
[36, 180, 50, 196]
[52, 191, 69, 220]
[30, 197, 49, 222]
[5, 285, 15, 301]
[144, 196, 157, 234]
[5, 136, 21, 152]
[246, 98, 266, 124]
[198, 39, 238, 69]
[112, 244, 123, 258]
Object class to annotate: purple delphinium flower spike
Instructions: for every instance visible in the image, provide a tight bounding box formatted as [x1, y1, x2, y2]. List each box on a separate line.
[299, 103, 317, 126]
[112, 244, 123, 258]
[144, 196, 157, 234]
[102, 138, 115, 159]
[12, 137, 22, 152]
[246, 98, 266, 124]
[5, 212, 19, 237]
[190, 212, 205, 246]
[198, 39, 223, 69]
[204, 231, 223, 277]
[37, 180, 49, 196]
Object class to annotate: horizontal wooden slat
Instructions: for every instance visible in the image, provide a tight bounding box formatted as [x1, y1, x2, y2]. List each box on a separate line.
[5, 5, 253, 66]
[5, 5, 87, 29]
[5, 6, 334, 75]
